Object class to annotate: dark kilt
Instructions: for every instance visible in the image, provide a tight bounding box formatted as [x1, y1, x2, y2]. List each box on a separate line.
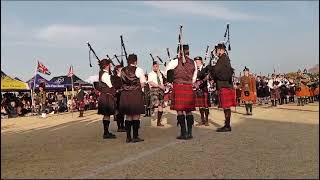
[98, 92, 115, 116]
[257, 87, 264, 98]
[150, 87, 164, 108]
[195, 90, 211, 108]
[280, 86, 288, 98]
[264, 87, 270, 97]
[78, 100, 85, 111]
[288, 87, 295, 96]
[170, 83, 195, 111]
[270, 88, 280, 100]
[218, 88, 236, 109]
[119, 89, 145, 115]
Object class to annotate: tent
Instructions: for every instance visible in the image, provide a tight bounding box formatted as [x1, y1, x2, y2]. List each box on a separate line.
[27, 74, 65, 90]
[1, 71, 30, 91]
[49, 74, 93, 89]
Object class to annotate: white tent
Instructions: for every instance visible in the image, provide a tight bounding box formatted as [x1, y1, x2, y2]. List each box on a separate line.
[85, 75, 99, 84]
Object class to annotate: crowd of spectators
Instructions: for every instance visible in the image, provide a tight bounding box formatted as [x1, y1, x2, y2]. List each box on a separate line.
[1, 89, 99, 119]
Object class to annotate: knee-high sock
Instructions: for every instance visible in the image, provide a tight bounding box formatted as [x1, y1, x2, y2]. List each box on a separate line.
[199, 108, 205, 122]
[204, 108, 209, 122]
[245, 104, 249, 113]
[249, 104, 253, 113]
[102, 120, 110, 134]
[186, 114, 194, 135]
[125, 120, 132, 139]
[177, 115, 186, 136]
[157, 111, 163, 123]
[223, 109, 231, 127]
[132, 120, 140, 138]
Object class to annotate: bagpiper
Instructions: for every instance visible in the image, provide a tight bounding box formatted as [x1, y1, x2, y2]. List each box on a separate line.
[240, 66, 256, 115]
[112, 65, 126, 132]
[143, 73, 151, 117]
[210, 43, 236, 132]
[119, 54, 146, 143]
[97, 59, 117, 139]
[194, 56, 211, 126]
[38, 82, 47, 118]
[295, 70, 309, 106]
[267, 74, 282, 107]
[76, 84, 85, 117]
[148, 61, 166, 126]
[166, 44, 197, 139]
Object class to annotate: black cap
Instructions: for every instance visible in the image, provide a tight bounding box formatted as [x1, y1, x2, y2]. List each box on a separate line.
[194, 56, 203, 61]
[215, 43, 226, 50]
[127, 53, 137, 64]
[99, 58, 112, 68]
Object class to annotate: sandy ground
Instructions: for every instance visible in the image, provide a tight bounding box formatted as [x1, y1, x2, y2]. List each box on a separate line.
[1, 103, 319, 179]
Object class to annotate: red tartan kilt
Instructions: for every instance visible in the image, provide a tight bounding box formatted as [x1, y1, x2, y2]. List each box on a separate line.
[78, 100, 85, 110]
[195, 91, 211, 108]
[170, 83, 195, 111]
[218, 88, 236, 109]
[164, 93, 170, 101]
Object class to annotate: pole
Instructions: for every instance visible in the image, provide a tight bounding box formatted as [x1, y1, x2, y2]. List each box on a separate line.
[71, 73, 74, 117]
[31, 60, 38, 114]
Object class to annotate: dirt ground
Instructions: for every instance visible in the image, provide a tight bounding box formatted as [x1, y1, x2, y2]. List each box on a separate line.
[1, 103, 319, 179]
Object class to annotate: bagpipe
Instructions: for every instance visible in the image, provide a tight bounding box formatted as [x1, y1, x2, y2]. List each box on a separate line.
[149, 53, 168, 87]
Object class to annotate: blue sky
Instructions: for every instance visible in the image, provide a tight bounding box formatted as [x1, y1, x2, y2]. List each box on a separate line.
[1, 1, 319, 81]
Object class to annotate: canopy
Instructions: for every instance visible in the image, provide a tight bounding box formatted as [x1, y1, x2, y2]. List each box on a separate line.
[49, 74, 93, 89]
[1, 71, 30, 91]
[27, 74, 65, 89]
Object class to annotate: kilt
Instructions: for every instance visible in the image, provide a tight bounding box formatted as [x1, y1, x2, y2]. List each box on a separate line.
[296, 84, 309, 97]
[164, 93, 171, 102]
[195, 90, 211, 108]
[98, 93, 115, 116]
[78, 100, 85, 111]
[270, 88, 280, 100]
[150, 87, 164, 108]
[170, 83, 195, 111]
[218, 88, 236, 109]
[315, 87, 319, 96]
[119, 89, 145, 115]
[241, 90, 256, 103]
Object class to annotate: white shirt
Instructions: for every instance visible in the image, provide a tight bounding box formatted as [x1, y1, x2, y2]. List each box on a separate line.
[268, 78, 282, 89]
[134, 66, 146, 84]
[165, 58, 198, 83]
[148, 71, 164, 87]
[101, 70, 112, 88]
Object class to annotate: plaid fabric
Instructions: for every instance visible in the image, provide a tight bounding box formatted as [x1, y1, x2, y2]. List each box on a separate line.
[218, 88, 236, 109]
[78, 100, 85, 111]
[149, 88, 164, 108]
[241, 90, 256, 103]
[195, 90, 211, 108]
[270, 88, 280, 100]
[170, 83, 195, 111]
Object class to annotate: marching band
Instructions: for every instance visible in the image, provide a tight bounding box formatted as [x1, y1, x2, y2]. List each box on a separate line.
[81, 24, 319, 143]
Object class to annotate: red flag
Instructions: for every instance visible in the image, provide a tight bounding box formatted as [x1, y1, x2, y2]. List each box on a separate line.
[68, 65, 74, 77]
[37, 61, 51, 75]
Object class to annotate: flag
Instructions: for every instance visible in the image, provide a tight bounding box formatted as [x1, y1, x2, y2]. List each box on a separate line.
[68, 65, 74, 77]
[37, 61, 51, 75]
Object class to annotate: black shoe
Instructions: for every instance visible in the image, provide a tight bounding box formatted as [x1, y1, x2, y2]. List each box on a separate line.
[117, 128, 126, 132]
[103, 133, 116, 139]
[132, 137, 144, 143]
[216, 126, 231, 132]
[126, 138, 132, 143]
[176, 134, 188, 140]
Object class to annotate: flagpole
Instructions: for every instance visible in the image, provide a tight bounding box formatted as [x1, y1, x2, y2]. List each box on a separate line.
[71, 66, 74, 117]
[31, 60, 38, 114]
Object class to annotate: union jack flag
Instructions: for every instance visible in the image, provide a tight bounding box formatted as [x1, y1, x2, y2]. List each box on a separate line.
[37, 61, 51, 75]
[68, 65, 74, 77]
